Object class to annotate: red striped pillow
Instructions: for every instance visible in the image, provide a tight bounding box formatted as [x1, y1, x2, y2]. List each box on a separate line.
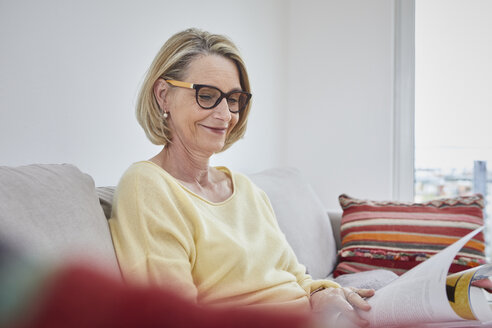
[333, 194, 486, 278]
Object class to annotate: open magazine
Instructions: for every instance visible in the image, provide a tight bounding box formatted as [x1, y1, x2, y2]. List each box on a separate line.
[358, 227, 492, 327]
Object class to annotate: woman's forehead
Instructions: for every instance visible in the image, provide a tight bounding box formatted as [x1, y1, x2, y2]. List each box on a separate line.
[183, 54, 241, 89]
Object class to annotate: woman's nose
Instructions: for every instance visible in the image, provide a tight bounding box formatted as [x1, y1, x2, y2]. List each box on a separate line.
[213, 97, 232, 120]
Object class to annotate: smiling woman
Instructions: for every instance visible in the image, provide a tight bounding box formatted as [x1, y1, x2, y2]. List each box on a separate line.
[135, 29, 252, 152]
[108, 28, 373, 327]
[153, 54, 243, 159]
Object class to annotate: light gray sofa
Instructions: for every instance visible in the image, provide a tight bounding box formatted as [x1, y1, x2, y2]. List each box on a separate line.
[0, 163, 344, 281]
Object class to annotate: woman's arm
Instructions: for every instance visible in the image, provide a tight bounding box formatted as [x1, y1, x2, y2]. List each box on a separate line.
[257, 189, 374, 327]
[109, 165, 198, 300]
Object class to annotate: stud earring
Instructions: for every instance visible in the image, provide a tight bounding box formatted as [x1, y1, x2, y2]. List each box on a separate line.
[163, 111, 168, 119]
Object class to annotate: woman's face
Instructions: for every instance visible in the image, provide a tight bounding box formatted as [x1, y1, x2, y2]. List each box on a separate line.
[165, 54, 241, 156]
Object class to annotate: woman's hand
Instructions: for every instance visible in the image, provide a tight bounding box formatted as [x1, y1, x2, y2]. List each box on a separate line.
[310, 287, 375, 327]
[471, 278, 492, 293]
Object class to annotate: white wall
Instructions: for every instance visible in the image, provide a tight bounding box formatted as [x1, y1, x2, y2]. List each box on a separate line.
[1, 0, 398, 210]
[0, 0, 288, 186]
[285, 0, 396, 209]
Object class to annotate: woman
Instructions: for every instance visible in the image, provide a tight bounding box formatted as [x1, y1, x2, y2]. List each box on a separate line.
[109, 28, 373, 327]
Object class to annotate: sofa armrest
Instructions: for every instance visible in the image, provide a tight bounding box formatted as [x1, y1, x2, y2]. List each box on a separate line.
[327, 210, 342, 252]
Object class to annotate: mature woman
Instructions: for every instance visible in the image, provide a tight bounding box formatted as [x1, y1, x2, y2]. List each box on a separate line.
[109, 28, 373, 327]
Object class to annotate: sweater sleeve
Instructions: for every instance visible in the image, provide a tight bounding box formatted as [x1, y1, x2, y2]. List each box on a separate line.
[257, 189, 340, 296]
[282, 238, 340, 296]
[108, 166, 198, 301]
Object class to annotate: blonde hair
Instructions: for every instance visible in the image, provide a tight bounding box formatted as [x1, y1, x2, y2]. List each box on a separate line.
[136, 28, 251, 152]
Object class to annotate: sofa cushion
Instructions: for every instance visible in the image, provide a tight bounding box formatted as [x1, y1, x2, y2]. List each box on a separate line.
[333, 194, 486, 277]
[248, 167, 337, 279]
[0, 164, 120, 276]
[327, 210, 343, 251]
[333, 268, 398, 290]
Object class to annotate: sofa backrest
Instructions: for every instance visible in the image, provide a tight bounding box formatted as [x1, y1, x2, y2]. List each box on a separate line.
[0, 164, 120, 276]
[327, 210, 342, 251]
[247, 168, 338, 279]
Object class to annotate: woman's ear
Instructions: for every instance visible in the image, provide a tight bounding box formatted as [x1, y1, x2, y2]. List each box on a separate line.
[153, 78, 170, 113]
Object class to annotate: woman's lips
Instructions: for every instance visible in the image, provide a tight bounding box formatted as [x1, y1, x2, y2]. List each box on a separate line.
[200, 124, 227, 134]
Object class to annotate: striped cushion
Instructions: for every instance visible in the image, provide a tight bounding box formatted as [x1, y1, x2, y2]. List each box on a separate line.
[333, 194, 486, 277]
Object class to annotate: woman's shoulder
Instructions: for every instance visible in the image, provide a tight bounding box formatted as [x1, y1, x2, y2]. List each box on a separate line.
[124, 160, 174, 178]
[117, 161, 175, 191]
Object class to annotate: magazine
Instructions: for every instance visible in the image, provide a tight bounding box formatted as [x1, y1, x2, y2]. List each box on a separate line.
[358, 227, 492, 327]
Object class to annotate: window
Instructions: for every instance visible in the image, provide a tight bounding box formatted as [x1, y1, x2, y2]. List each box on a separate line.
[414, 0, 492, 256]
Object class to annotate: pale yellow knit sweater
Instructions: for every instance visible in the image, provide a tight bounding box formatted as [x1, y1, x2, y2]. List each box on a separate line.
[109, 161, 338, 312]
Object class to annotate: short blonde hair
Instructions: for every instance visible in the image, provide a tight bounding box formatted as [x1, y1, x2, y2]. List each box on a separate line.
[136, 28, 251, 152]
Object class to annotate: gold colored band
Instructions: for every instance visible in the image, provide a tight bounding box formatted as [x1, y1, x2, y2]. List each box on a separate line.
[166, 79, 194, 89]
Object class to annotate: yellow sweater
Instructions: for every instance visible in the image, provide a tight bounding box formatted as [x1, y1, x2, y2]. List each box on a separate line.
[109, 161, 338, 312]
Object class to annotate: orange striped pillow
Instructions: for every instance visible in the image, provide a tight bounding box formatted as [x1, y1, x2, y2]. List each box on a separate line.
[333, 194, 486, 277]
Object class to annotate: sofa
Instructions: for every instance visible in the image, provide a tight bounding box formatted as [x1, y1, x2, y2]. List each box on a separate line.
[3, 163, 491, 327]
[0, 163, 393, 288]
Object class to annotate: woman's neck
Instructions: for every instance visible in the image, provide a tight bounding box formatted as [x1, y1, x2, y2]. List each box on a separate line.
[154, 143, 212, 186]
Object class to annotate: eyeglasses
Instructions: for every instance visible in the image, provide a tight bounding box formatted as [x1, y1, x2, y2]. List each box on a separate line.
[165, 79, 252, 114]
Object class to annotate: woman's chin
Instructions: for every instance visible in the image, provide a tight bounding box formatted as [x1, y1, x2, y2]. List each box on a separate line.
[200, 142, 225, 156]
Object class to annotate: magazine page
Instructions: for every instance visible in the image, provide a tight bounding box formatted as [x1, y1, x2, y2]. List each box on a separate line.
[358, 227, 484, 327]
[447, 265, 492, 322]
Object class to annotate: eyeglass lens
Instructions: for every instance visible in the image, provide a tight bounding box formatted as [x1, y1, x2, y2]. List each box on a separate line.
[197, 87, 248, 112]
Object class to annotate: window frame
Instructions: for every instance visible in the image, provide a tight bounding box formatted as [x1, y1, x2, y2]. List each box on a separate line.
[392, 0, 416, 202]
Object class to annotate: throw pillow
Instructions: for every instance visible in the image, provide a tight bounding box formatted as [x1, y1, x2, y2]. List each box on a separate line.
[333, 194, 486, 277]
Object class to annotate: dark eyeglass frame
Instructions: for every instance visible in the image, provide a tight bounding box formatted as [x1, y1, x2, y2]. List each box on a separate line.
[165, 79, 252, 114]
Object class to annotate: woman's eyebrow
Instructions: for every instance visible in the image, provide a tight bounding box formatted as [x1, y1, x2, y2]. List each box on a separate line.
[199, 83, 243, 93]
